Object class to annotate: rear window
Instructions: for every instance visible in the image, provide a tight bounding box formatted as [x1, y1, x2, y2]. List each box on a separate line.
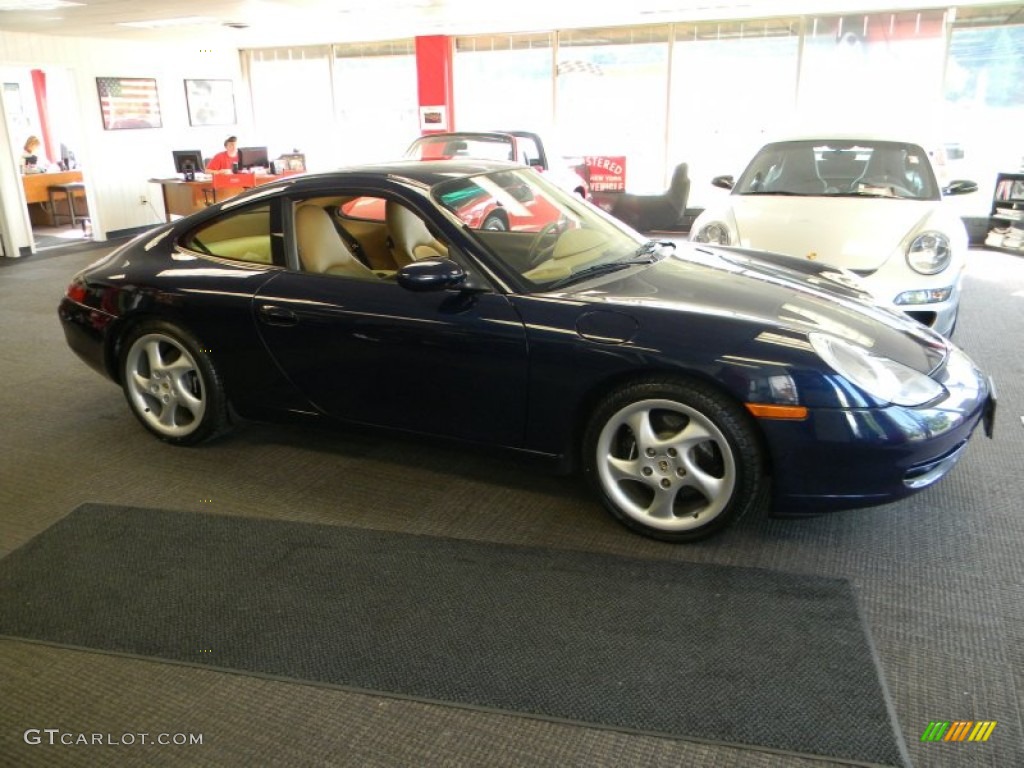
[181, 204, 276, 265]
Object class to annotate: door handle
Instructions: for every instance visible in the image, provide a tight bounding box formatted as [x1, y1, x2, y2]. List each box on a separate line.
[258, 304, 299, 326]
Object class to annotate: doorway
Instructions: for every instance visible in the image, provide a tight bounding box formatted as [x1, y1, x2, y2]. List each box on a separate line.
[3, 66, 92, 253]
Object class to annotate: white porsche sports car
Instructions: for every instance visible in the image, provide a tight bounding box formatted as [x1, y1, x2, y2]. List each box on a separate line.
[690, 137, 978, 337]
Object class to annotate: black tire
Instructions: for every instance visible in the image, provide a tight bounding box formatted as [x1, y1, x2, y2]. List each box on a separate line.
[582, 377, 766, 542]
[482, 212, 508, 231]
[119, 321, 230, 446]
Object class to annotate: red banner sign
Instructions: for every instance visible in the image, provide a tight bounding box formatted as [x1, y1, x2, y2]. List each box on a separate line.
[583, 156, 626, 193]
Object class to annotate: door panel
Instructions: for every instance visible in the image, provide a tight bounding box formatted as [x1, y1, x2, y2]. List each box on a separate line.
[253, 271, 529, 447]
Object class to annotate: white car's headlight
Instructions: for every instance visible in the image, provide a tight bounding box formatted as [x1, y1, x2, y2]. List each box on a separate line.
[693, 221, 733, 245]
[906, 232, 951, 275]
[809, 333, 945, 406]
[894, 287, 953, 306]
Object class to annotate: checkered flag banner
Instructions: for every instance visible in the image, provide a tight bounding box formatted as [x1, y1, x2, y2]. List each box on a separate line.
[557, 60, 604, 76]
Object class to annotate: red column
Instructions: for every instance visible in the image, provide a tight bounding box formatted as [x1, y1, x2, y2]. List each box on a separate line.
[414, 36, 454, 134]
[30, 69, 56, 163]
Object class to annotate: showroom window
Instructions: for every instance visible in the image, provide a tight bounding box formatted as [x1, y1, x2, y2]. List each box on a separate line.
[557, 26, 671, 194]
[245, 40, 419, 170]
[944, 6, 1024, 214]
[246, 47, 336, 169]
[454, 33, 555, 133]
[798, 11, 947, 127]
[669, 18, 800, 208]
[333, 40, 419, 164]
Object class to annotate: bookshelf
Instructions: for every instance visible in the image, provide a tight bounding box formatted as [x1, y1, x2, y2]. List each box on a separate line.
[985, 172, 1024, 253]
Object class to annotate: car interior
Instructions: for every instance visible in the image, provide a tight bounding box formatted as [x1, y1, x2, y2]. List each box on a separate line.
[384, 199, 450, 265]
[180, 204, 276, 265]
[294, 204, 378, 279]
[180, 192, 462, 281]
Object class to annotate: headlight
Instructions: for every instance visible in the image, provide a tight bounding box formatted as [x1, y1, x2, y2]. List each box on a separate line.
[906, 232, 951, 274]
[894, 287, 953, 306]
[693, 221, 733, 245]
[809, 333, 944, 406]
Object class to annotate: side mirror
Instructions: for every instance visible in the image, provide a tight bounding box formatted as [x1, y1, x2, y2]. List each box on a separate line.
[397, 258, 467, 292]
[527, 158, 545, 169]
[942, 179, 978, 196]
[711, 175, 735, 190]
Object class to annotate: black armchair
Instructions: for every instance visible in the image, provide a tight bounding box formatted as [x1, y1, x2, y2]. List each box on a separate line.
[610, 163, 690, 232]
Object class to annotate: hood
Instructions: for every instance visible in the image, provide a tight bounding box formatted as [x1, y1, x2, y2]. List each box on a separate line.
[728, 197, 938, 271]
[565, 243, 948, 373]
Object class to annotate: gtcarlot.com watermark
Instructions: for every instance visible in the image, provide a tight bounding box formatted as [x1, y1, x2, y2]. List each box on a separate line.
[24, 729, 203, 747]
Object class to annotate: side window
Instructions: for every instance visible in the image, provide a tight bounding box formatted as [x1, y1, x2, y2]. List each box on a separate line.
[291, 193, 476, 285]
[182, 204, 275, 265]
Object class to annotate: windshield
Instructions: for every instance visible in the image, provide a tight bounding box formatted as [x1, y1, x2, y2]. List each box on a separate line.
[406, 134, 515, 162]
[734, 140, 940, 201]
[432, 168, 648, 289]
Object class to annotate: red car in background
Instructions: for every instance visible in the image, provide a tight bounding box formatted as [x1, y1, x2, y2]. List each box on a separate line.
[405, 131, 591, 200]
[341, 163, 565, 233]
[342, 132, 588, 232]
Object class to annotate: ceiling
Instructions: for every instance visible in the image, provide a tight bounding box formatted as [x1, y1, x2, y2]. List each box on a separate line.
[0, 0, 1016, 48]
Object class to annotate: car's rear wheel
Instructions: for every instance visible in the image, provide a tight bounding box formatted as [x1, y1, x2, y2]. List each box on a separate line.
[583, 378, 765, 542]
[482, 212, 508, 231]
[120, 322, 229, 445]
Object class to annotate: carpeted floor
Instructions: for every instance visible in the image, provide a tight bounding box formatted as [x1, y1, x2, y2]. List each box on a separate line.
[0, 504, 908, 766]
[0, 245, 1022, 768]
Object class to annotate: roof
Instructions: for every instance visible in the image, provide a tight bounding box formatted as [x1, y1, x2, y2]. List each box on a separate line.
[261, 158, 526, 192]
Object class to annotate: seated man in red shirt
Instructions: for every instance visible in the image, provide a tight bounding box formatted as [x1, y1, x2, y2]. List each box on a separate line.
[206, 136, 239, 173]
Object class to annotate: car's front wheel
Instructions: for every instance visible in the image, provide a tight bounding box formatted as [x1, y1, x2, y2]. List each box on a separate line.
[583, 378, 766, 541]
[120, 322, 229, 445]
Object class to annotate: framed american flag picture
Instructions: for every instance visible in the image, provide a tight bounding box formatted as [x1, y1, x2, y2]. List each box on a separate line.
[96, 77, 162, 130]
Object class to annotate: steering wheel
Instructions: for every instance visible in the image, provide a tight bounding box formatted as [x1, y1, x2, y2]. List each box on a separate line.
[526, 220, 564, 268]
[863, 178, 915, 198]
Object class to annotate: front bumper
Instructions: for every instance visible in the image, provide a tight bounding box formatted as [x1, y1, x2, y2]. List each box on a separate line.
[764, 347, 992, 514]
[858, 262, 963, 338]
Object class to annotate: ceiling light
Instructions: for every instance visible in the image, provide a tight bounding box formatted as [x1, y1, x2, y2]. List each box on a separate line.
[117, 16, 215, 29]
[0, 0, 82, 10]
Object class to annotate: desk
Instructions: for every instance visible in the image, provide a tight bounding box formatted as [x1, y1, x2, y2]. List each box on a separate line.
[22, 170, 86, 227]
[22, 170, 84, 203]
[151, 173, 294, 221]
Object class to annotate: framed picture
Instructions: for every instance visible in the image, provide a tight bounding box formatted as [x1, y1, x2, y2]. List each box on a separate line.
[418, 106, 448, 131]
[96, 77, 162, 130]
[184, 79, 236, 127]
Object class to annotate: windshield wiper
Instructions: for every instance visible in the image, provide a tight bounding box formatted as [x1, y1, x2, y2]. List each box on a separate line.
[738, 190, 803, 196]
[545, 262, 637, 291]
[634, 239, 676, 258]
[545, 246, 667, 291]
[826, 190, 910, 199]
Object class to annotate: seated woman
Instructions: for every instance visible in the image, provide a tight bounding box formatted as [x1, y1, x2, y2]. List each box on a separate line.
[21, 136, 49, 174]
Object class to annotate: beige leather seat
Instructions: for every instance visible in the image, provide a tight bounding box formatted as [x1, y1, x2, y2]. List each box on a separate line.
[295, 204, 376, 279]
[777, 149, 825, 194]
[863, 148, 911, 190]
[385, 201, 448, 267]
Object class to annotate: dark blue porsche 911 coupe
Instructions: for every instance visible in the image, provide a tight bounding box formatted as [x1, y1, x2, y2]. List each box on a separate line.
[58, 160, 995, 541]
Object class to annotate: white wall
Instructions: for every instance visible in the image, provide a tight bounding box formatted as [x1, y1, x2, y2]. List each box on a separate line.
[0, 30, 250, 256]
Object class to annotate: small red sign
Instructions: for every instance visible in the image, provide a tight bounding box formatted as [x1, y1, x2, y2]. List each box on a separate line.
[583, 156, 627, 193]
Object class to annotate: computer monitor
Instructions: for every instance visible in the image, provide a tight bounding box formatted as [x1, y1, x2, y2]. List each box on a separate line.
[172, 149, 205, 175]
[60, 143, 78, 170]
[237, 146, 269, 171]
